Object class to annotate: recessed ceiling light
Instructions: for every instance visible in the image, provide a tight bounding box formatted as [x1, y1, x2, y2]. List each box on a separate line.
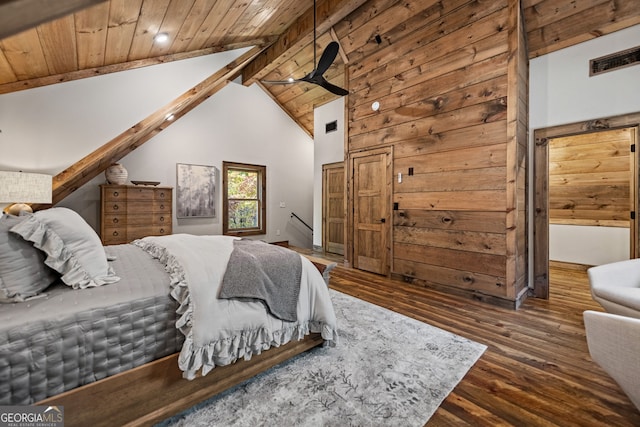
[154, 33, 169, 43]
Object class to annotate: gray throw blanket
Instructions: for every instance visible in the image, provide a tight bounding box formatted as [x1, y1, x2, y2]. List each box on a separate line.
[219, 239, 302, 322]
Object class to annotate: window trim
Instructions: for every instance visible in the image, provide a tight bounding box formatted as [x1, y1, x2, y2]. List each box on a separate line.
[222, 161, 267, 236]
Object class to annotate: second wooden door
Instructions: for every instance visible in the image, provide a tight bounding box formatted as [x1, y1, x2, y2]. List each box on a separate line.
[322, 162, 345, 255]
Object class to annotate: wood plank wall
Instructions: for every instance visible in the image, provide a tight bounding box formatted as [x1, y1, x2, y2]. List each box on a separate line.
[549, 128, 633, 227]
[340, 0, 528, 307]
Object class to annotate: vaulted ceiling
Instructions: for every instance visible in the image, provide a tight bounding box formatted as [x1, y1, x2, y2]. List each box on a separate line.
[1, 0, 639, 136]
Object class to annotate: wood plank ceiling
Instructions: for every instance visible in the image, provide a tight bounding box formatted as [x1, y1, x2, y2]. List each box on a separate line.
[0, 0, 639, 136]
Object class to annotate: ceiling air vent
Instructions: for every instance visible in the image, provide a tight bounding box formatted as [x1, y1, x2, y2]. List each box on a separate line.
[590, 46, 640, 76]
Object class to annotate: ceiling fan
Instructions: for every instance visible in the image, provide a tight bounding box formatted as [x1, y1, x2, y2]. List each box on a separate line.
[261, 0, 349, 97]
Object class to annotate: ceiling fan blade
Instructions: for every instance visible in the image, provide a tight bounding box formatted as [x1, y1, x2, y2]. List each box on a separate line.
[318, 76, 349, 96]
[311, 41, 340, 78]
[261, 79, 298, 85]
[283, 74, 348, 96]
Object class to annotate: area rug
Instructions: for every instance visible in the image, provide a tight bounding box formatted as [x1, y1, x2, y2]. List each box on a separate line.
[156, 290, 486, 427]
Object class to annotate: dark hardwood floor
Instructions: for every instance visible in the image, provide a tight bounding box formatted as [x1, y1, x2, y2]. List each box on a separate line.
[321, 259, 640, 426]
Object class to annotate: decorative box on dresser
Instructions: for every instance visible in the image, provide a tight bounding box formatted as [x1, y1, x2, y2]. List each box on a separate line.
[100, 184, 173, 245]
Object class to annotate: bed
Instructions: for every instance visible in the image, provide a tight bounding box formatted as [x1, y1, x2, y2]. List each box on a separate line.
[0, 207, 338, 426]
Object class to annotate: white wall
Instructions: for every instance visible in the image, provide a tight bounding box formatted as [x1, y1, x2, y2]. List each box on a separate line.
[313, 97, 345, 249]
[549, 224, 629, 265]
[0, 50, 315, 248]
[530, 24, 640, 266]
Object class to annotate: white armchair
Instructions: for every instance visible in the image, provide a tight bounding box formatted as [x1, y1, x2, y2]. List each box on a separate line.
[583, 311, 640, 410]
[587, 259, 640, 318]
[585, 260, 640, 410]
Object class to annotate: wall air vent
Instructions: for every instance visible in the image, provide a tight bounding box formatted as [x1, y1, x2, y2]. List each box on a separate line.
[590, 46, 640, 76]
[325, 120, 338, 133]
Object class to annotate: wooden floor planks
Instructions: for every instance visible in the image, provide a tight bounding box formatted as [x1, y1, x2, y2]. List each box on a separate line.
[324, 260, 640, 426]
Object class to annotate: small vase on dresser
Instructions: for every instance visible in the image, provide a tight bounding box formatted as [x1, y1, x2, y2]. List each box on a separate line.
[105, 163, 128, 185]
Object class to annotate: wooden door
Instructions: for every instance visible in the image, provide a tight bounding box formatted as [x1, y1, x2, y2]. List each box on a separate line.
[351, 149, 391, 275]
[322, 162, 345, 255]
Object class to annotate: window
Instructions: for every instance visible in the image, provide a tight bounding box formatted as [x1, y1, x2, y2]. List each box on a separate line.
[222, 161, 266, 236]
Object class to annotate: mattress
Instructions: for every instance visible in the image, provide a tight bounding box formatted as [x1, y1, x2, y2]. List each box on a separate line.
[0, 244, 183, 405]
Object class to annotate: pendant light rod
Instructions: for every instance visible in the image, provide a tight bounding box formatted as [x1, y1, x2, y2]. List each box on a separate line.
[313, 0, 317, 67]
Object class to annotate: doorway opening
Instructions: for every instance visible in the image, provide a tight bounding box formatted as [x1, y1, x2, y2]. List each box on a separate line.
[533, 112, 640, 298]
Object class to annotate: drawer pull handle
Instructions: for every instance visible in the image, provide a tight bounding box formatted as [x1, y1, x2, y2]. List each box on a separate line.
[112, 231, 119, 236]
[160, 205, 165, 210]
[112, 218, 119, 224]
[113, 205, 119, 210]
[113, 191, 119, 197]
[160, 193, 165, 198]
[160, 228, 165, 234]
[159, 216, 164, 222]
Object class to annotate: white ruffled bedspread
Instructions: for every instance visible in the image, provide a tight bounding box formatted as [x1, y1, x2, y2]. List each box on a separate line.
[133, 234, 338, 380]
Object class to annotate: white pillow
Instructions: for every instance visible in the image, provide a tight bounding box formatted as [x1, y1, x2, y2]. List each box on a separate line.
[0, 214, 59, 302]
[10, 207, 120, 289]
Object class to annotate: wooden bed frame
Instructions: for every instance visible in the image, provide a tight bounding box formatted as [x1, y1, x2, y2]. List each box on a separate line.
[38, 334, 324, 427]
[37, 255, 335, 427]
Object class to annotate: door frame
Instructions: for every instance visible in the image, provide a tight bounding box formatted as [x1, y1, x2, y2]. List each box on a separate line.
[533, 112, 640, 298]
[347, 146, 393, 276]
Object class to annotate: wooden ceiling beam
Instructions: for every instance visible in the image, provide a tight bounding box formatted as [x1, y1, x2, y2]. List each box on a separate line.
[37, 45, 266, 207]
[330, 27, 349, 65]
[0, 0, 108, 40]
[241, 0, 367, 86]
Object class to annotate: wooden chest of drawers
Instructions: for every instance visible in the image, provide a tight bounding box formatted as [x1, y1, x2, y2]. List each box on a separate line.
[100, 184, 172, 245]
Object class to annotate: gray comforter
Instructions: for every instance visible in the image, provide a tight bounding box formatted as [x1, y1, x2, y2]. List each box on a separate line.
[0, 244, 182, 404]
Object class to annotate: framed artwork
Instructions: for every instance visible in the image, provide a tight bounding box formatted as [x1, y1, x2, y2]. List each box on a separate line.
[176, 163, 218, 218]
